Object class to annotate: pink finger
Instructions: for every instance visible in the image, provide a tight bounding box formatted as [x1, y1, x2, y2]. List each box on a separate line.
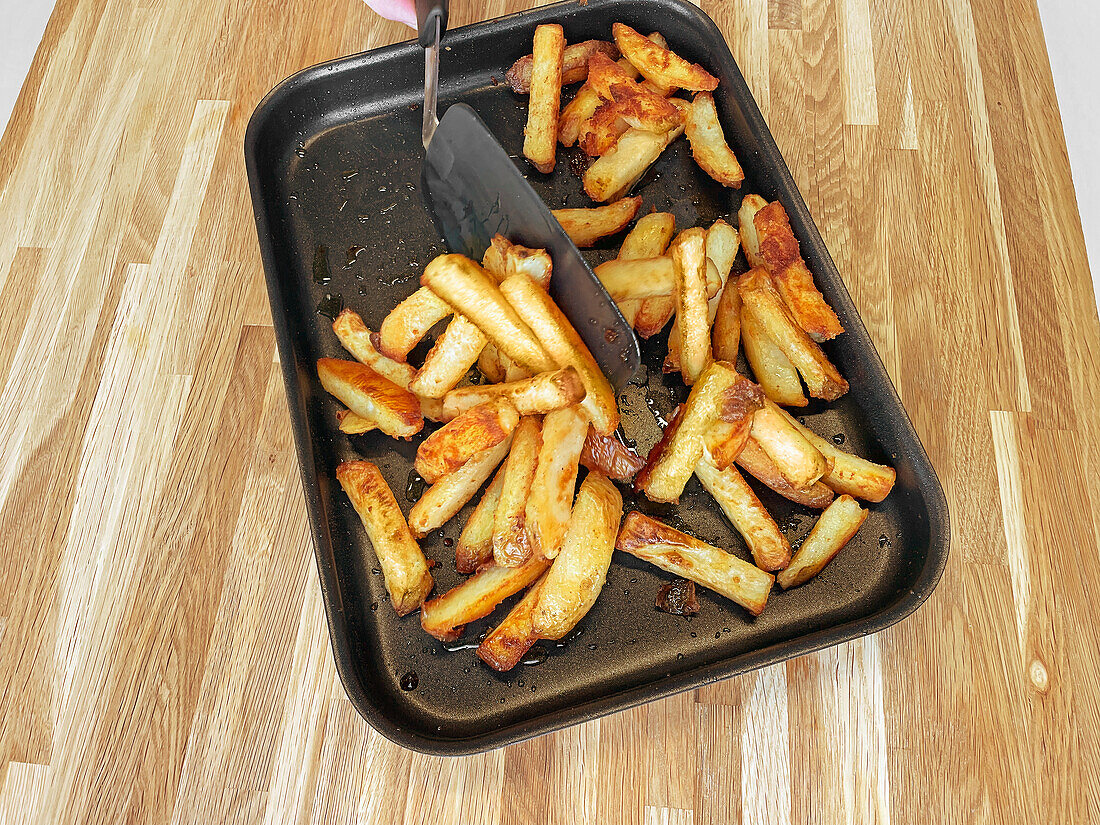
[361, 0, 417, 28]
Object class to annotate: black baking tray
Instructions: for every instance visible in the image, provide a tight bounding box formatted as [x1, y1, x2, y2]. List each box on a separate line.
[245, 0, 949, 755]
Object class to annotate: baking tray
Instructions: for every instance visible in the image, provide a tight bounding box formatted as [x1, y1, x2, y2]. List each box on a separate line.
[245, 0, 949, 755]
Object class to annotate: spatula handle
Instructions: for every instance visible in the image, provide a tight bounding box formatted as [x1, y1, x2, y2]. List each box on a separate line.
[415, 0, 448, 47]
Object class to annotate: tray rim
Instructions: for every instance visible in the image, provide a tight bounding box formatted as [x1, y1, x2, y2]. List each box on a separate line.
[244, 0, 951, 756]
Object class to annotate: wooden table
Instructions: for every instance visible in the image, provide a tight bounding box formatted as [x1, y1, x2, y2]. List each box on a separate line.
[1, 0, 1097, 821]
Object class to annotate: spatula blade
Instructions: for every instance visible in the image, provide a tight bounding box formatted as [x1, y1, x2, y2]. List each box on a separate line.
[421, 103, 640, 390]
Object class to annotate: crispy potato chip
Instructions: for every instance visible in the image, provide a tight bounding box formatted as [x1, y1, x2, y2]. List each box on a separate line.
[415, 398, 520, 484]
[408, 435, 512, 537]
[583, 105, 686, 202]
[737, 194, 768, 269]
[420, 556, 550, 642]
[584, 53, 681, 125]
[771, 406, 896, 502]
[636, 361, 740, 502]
[376, 286, 452, 362]
[476, 344, 507, 384]
[712, 277, 742, 363]
[735, 436, 835, 509]
[748, 402, 829, 489]
[617, 212, 677, 335]
[740, 305, 807, 406]
[664, 251, 722, 378]
[499, 273, 620, 435]
[531, 472, 622, 638]
[483, 235, 553, 289]
[776, 495, 867, 589]
[578, 100, 631, 156]
[317, 358, 423, 439]
[336, 408, 376, 435]
[616, 512, 773, 615]
[752, 202, 843, 341]
[477, 574, 549, 671]
[671, 227, 712, 384]
[337, 461, 433, 616]
[526, 405, 589, 559]
[738, 268, 848, 400]
[333, 309, 416, 386]
[560, 84, 605, 147]
[455, 464, 507, 574]
[493, 417, 543, 567]
[476, 238, 553, 383]
[704, 374, 765, 469]
[772, 259, 843, 343]
[523, 24, 565, 173]
[421, 254, 556, 375]
[612, 23, 718, 91]
[409, 314, 488, 399]
[695, 451, 792, 572]
[585, 51, 646, 99]
[552, 196, 642, 247]
[594, 255, 675, 301]
[753, 201, 800, 271]
[619, 31, 676, 95]
[442, 366, 586, 421]
[332, 309, 444, 421]
[685, 91, 744, 188]
[706, 218, 741, 276]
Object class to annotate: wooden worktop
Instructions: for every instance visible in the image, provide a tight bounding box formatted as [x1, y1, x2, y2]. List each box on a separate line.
[1, 0, 1097, 821]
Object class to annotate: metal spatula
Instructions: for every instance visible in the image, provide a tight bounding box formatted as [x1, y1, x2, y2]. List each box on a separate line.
[413, 0, 640, 390]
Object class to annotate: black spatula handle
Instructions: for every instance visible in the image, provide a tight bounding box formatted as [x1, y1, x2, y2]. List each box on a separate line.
[415, 0, 448, 47]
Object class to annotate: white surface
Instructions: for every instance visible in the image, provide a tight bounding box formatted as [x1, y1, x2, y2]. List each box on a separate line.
[0, 0, 55, 136]
[1036, 0, 1099, 313]
[0, 0, 1096, 315]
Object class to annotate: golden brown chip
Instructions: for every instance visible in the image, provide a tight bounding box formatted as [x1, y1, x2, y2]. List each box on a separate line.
[317, 358, 423, 439]
[531, 472, 623, 638]
[671, 227, 712, 385]
[738, 268, 848, 401]
[734, 436, 835, 509]
[694, 453, 791, 572]
[499, 274, 620, 435]
[615, 512, 773, 615]
[635, 361, 741, 502]
[420, 557, 550, 642]
[684, 91, 744, 188]
[617, 212, 677, 336]
[583, 114, 686, 202]
[336, 461, 433, 616]
[421, 254, 556, 375]
[455, 464, 507, 574]
[476, 574, 549, 671]
[414, 398, 520, 484]
[375, 286, 452, 362]
[552, 196, 642, 247]
[739, 304, 808, 407]
[776, 495, 867, 589]
[493, 417, 543, 567]
[409, 314, 488, 399]
[525, 406, 589, 560]
[752, 201, 843, 341]
[612, 23, 718, 91]
[523, 24, 565, 173]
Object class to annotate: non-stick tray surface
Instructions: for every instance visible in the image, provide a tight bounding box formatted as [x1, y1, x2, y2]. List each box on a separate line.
[245, 0, 949, 754]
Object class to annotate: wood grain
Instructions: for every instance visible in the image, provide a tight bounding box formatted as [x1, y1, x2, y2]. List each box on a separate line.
[1, 0, 1098, 821]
